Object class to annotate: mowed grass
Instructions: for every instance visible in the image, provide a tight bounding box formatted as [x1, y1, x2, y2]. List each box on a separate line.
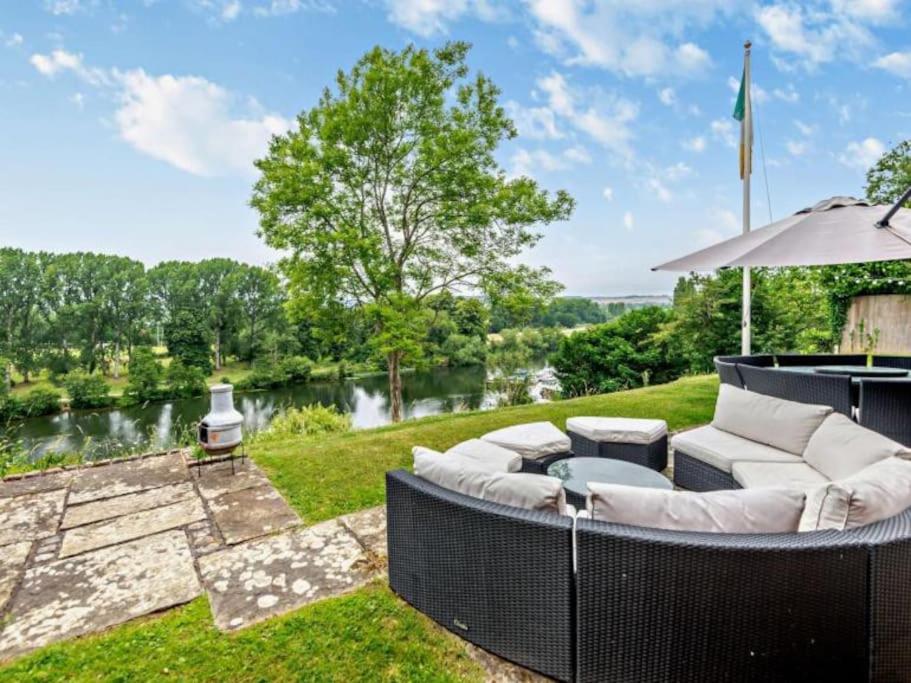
[0, 583, 485, 682]
[253, 374, 719, 524]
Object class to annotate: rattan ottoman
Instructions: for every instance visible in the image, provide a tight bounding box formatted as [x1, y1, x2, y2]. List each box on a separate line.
[480, 421, 573, 473]
[566, 417, 668, 471]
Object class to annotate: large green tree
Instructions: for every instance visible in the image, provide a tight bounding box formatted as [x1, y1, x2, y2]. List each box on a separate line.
[252, 43, 573, 420]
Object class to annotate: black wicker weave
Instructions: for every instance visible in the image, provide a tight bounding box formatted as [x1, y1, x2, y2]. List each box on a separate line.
[672, 449, 740, 491]
[519, 451, 573, 474]
[775, 353, 868, 367]
[873, 355, 911, 371]
[716, 354, 776, 368]
[858, 379, 911, 446]
[738, 364, 853, 416]
[575, 510, 911, 683]
[714, 358, 744, 388]
[385, 470, 575, 682]
[568, 431, 668, 471]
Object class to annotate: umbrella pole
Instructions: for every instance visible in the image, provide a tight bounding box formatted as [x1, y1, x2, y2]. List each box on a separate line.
[741, 41, 753, 355]
[876, 185, 911, 228]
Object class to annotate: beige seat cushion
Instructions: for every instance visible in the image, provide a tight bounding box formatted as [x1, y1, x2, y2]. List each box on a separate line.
[671, 425, 802, 474]
[800, 457, 911, 531]
[712, 384, 832, 455]
[732, 461, 829, 490]
[587, 482, 805, 533]
[413, 447, 566, 514]
[802, 413, 910, 481]
[445, 439, 522, 473]
[566, 417, 667, 445]
[480, 421, 571, 461]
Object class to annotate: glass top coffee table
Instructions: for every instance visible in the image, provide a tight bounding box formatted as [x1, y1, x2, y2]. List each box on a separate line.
[547, 457, 672, 508]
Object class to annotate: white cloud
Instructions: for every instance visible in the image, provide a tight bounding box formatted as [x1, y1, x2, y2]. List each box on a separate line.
[839, 137, 885, 170]
[70, 92, 84, 109]
[506, 100, 564, 140]
[648, 177, 672, 203]
[794, 119, 816, 136]
[727, 75, 768, 104]
[222, 0, 242, 20]
[602, 186, 613, 202]
[657, 87, 676, 106]
[31, 48, 290, 176]
[45, 0, 86, 15]
[623, 211, 634, 231]
[509, 145, 592, 178]
[380, 0, 505, 36]
[710, 118, 736, 148]
[664, 161, 692, 181]
[682, 135, 706, 152]
[697, 208, 739, 246]
[537, 71, 638, 159]
[874, 51, 911, 79]
[252, 0, 334, 17]
[786, 140, 808, 156]
[756, 2, 876, 70]
[563, 145, 592, 164]
[831, 0, 899, 23]
[4, 33, 24, 48]
[773, 84, 799, 103]
[525, 0, 720, 78]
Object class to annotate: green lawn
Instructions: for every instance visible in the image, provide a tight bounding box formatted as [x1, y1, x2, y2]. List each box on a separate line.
[253, 374, 719, 524]
[2, 375, 718, 680]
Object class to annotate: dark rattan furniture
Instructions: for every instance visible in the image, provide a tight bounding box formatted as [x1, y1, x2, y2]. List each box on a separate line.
[775, 353, 868, 366]
[547, 457, 672, 507]
[815, 364, 908, 378]
[717, 354, 776, 367]
[567, 431, 668, 471]
[874, 355, 911, 371]
[738, 364, 853, 415]
[387, 470, 911, 681]
[859, 379, 911, 447]
[672, 450, 740, 491]
[714, 357, 743, 388]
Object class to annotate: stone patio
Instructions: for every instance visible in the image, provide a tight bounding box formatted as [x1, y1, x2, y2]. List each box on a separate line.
[0, 452, 546, 681]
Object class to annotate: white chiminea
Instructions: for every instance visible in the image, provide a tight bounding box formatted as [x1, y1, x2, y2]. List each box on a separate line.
[197, 384, 243, 455]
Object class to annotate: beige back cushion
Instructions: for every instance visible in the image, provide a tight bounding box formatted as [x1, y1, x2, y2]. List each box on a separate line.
[413, 446, 566, 514]
[445, 439, 522, 473]
[803, 413, 910, 481]
[800, 457, 911, 531]
[712, 384, 832, 455]
[587, 482, 805, 533]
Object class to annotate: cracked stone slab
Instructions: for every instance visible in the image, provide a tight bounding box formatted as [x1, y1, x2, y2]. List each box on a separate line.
[0, 530, 201, 661]
[0, 471, 73, 499]
[62, 481, 197, 529]
[339, 505, 387, 557]
[67, 453, 189, 505]
[464, 643, 553, 683]
[193, 459, 271, 501]
[59, 497, 206, 558]
[198, 520, 372, 631]
[0, 540, 31, 611]
[208, 484, 300, 545]
[0, 489, 66, 547]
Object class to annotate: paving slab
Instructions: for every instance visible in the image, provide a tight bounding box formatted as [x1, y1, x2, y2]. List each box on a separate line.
[0, 530, 201, 661]
[0, 471, 73, 499]
[193, 459, 271, 500]
[62, 481, 197, 529]
[198, 520, 373, 631]
[59, 497, 206, 558]
[465, 643, 553, 683]
[207, 484, 300, 545]
[339, 505, 387, 557]
[67, 452, 188, 504]
[0, 489, 66, 547]
[0, 540, 31, 611]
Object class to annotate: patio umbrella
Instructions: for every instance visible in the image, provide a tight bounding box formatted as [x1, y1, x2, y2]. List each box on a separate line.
[653, 193, 911, 272]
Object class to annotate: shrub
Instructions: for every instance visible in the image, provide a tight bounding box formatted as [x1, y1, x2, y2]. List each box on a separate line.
[22, 388, 62, 417]
[279, 356, 313, 383]
[165, 359, 207, 398]
[0, 392, 25, 422]
[123, 348, 164, 404]
[63, 371, 113, 409]
[236, 361, 287, 391]
[263, 404, 351, 439]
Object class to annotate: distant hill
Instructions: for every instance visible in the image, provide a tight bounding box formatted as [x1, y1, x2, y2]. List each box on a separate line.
[584, 295, 673, 308]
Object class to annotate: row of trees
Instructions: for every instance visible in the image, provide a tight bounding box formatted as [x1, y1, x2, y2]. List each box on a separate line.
[0, 252, 286, 387]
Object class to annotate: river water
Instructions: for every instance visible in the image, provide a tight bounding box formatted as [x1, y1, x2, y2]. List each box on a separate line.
[8, 364, 553, 458]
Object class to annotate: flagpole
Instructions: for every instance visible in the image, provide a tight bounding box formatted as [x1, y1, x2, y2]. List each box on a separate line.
[741, 40, 752, 356]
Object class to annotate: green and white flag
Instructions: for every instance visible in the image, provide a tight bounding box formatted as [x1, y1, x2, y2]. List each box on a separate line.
[733, 69, 752, 179]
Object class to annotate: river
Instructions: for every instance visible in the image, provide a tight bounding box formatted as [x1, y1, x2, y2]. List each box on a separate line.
[8, 364, 555, 458]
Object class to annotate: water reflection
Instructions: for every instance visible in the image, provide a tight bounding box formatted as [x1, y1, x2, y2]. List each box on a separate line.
[8, 364, 537, 458]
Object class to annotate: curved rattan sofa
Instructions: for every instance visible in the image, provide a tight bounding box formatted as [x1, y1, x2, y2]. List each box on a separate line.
[386, 469, 911, 682]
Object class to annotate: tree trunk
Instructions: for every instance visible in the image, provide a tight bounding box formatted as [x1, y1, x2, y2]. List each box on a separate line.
[214, 329, 222, 371]
[113, 339, 121, 379]
[387, 351, 403, 423]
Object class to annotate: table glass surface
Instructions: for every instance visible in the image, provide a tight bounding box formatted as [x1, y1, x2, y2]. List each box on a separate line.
[775, 365, 910, 379]
[547, 457, 672, 498]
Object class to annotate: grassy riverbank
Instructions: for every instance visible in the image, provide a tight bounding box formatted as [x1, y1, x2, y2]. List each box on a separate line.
[1, 375, 718, 680]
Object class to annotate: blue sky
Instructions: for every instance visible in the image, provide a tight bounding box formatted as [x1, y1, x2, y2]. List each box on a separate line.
[1, 1, 909, 295]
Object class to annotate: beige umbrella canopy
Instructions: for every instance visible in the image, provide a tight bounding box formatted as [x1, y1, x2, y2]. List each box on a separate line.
[653, 195, 911, 272]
